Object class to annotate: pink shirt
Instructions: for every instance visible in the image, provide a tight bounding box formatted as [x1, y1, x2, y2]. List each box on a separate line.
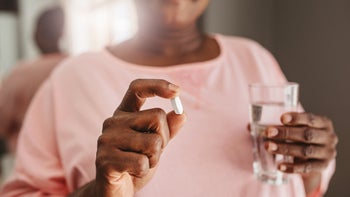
[1, 35, 334, 197]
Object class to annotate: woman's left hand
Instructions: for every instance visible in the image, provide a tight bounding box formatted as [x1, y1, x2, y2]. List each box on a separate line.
[264, 112, 338, 174]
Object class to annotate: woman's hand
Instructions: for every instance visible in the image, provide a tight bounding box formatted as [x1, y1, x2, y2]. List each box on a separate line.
[264, 112, 338, 195]
[264, 112, 338, 174]
[94, 79, 187, 196]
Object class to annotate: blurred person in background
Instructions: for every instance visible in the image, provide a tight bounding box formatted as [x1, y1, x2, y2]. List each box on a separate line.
[0, 5, 66, 184]
[1, 1, 337, 197]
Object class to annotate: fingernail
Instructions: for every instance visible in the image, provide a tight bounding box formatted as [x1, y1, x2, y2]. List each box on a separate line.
[266, 127, 278, 137]
[267, 142, 278, 151]
[282, 114, 293, 124]
[168, 83, 180, 92]
[279, 164, 287, 171]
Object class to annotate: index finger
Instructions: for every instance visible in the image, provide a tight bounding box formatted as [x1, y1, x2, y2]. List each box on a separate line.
[281, 112, 332, 129]
[116, 79, 180, 113]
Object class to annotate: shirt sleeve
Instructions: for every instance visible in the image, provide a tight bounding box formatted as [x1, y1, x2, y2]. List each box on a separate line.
[0, 79, 69, 196]
[255, 42, 287, 84]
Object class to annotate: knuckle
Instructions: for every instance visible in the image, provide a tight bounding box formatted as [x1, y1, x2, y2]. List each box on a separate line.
[144, 135, 162, 168]
[102, 117, 115, 130]
[303, 145, 314, 158]
[282, 127, 290, 139]
[148, 157, 159, 168]
[308, 113, 316, 125]
[149, 135, 163, 154]
[152, 108, 167, 119]
[97, 135, 110, 147]
[303, 163, 312, 174]
[279, 145, 290, 155]
[332, 134, 339, 145]
[160, 79, 170, 89]
[303, 128, 314, 142]
[129, 79, 143, 90]
[135, 156, 148, 169]
[134, 156, 149, 177]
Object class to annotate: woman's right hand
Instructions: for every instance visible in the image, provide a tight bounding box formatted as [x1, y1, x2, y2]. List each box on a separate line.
[94, 79, 186, 196]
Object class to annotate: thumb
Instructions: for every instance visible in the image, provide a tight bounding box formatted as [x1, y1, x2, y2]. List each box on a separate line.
[167, 111, 187, 139]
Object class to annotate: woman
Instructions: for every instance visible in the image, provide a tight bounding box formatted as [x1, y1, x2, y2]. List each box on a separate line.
[1, 1, 337, 196]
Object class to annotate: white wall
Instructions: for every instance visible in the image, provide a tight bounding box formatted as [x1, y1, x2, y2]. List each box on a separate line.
[63, 0, 137, 55]
[0, 0, 57, 78]
[0, 12, 18, 77]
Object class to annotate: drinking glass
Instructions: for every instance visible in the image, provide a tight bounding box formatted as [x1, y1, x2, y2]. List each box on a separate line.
[249, 82, 299, 185]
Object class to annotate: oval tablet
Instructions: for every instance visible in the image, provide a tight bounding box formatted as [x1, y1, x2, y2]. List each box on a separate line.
[171, 96, 184, 115]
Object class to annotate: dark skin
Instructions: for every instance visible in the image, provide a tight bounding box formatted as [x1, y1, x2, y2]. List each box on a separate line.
[108, 0, 220, 66]
[70, 79, 187, 197]
[264, 113, 338, 194]
[70, 0, 337, 196]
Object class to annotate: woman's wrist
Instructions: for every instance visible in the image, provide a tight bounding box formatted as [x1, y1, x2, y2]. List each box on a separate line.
[306, 184, 322, 197]
[68, 180, 100, 197]
[302, 172, 322, 197]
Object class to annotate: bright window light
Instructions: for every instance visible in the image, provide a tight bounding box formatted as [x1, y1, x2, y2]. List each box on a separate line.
[63, 0, 137, 55]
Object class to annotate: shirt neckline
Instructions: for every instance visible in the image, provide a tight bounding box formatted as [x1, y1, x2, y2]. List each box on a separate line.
[102, 34, 226, 73]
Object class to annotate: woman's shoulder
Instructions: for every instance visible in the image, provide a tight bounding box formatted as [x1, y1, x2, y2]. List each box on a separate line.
[56, 51, 107, 70]
[215, 34, 268, 53]
[49, 50, 115, 80]
[214, 34, 275, 64]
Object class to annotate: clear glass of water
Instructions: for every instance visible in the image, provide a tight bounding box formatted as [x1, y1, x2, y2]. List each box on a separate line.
[249, 82, 299, 185]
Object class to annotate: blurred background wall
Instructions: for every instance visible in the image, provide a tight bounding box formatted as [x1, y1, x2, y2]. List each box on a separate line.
[0, 0, 137, 77]
[0, 0, 57, 77]
[0, 0, 18, 77]
[0, 0, 349, 196]
[205, 1, 350, 196]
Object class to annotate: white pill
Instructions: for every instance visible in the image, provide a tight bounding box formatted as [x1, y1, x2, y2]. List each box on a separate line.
[171, 96, 184, 115]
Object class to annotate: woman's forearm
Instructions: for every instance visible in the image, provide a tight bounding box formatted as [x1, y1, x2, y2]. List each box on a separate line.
[67, 177, 135, 197]
[68, 180, 99, 197]
[302, 172, 322, 197]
